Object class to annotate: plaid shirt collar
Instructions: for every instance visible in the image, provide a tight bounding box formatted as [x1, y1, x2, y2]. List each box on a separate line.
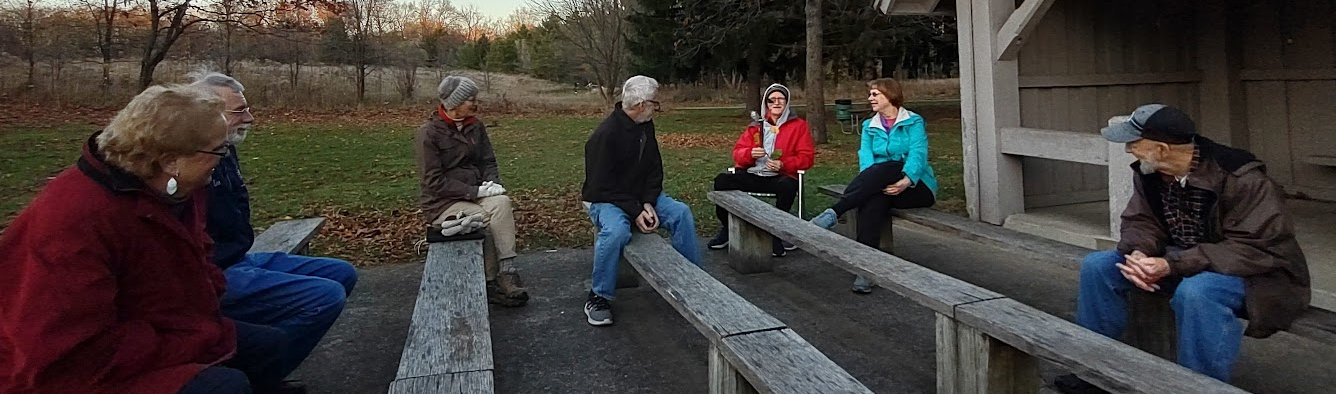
[1161, 147, 1208, 247]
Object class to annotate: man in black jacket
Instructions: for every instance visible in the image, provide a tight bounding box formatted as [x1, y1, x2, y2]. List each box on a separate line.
[580, 75, 701, 326]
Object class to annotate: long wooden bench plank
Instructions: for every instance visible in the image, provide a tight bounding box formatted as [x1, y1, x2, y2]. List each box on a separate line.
[708, 190, 1002, 317]
[817, 184, 1090, 266]
[395, 240, 493, 380]
[388, 370, 494, 394]
[248, 217, 326, 254]
[624, 233, 872, 393]
[822, 184, 1336, 347]
[622, 233, 785, 341]
[955, 298, 1246, 394]
[1283, 305, 1336, 346]
[716, 329, 873, 394]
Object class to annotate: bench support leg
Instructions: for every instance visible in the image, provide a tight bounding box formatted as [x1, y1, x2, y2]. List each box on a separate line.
[1125, 291, 1176, 360]
[616, 256, 640, 289]
[936, 313, 1039, 394]
[834, 209, 895, 253]
[709, 343, 758, 394]
[727, 213, 775, 274]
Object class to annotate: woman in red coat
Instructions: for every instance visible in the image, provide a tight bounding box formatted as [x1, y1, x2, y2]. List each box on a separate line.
[707, 84, 816, 257]
[0, 85, 250, 394]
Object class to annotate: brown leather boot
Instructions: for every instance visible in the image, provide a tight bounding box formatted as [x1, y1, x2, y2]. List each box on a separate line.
[486, 280, 525, 307]
[497, 271, 529, 302]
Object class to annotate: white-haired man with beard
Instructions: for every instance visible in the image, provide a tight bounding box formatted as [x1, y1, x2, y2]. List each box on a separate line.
[192, 72, 358, 394]
[1055, 104, 1309, 392]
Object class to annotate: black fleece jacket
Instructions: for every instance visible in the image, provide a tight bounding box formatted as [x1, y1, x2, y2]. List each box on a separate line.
[581, 103, 664, 218]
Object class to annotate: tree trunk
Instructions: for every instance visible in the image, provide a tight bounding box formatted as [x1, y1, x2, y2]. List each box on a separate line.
[223, 21, 234, 75]
[356, 63, 367, 102]
[805, 0, 827, 144]
[746, 28, 764, 117]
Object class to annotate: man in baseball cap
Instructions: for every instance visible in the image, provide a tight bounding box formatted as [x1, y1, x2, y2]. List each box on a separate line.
[1057, 104, 1310, 391]
[1101, 103, 1198, 145]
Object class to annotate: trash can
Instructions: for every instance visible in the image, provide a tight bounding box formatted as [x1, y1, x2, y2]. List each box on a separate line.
[834, 99, 854, 124]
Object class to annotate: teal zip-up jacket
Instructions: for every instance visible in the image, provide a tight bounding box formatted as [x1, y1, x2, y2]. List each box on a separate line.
[858, 107, 939, 195]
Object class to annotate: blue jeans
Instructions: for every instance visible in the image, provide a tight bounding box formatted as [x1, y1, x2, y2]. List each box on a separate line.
[1077, 250, 1245, 381]
[177, 367, 251, 394]
[588, 194, 701, 299]
[221, 252, 358, 381]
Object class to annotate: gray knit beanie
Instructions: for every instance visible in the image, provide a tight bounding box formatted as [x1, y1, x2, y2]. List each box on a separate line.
[437, 76, 479, 109]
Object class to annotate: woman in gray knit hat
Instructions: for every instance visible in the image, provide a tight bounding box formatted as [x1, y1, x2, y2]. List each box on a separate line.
[414, 75, 528, 306]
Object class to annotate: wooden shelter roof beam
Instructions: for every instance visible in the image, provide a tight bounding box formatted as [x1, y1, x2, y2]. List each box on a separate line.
[995, 0, 1057, 61]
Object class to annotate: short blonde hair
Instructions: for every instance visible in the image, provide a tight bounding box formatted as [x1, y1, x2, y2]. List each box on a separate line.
[97, 84, 226, 178]
[867, 78, 905, 108]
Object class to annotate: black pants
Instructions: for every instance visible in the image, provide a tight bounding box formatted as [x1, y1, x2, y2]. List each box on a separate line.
[223, 321, 291, 391]
[831, 161, 935, 248]
[713, 170, 799, 228]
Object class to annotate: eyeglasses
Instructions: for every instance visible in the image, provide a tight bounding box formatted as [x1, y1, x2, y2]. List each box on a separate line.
[196, 143, 232, 158]
[227, 106, 252, 115]
[766, 97, 788, 104]
[646, 100, 661, 111]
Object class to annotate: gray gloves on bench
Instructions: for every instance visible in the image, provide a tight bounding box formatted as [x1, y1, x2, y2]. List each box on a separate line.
[438, 212, 487, 237]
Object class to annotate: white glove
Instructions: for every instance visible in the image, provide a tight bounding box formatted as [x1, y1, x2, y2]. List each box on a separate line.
[477, 185, 500, 198]
[477, 182, 506, 198]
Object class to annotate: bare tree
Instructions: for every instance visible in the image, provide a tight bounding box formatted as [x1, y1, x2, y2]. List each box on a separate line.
[79, 0, 129, 89]
[341, 0, 392, 102]
[804, 0, 826, 143]
[528, 0, 628, 104]
[1, 0, 43, 87]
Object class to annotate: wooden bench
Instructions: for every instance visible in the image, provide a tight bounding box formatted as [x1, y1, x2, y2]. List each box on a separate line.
[874, 204, 1336, 352]
[709, 190, 1245, 393]
[621, 233, 872, 393]
[247, 217, 326, 255]
[1304, 155, 1336, 168]
[389, 239, 494, 394]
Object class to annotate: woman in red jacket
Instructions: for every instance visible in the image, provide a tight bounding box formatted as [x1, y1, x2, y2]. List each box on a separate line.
[0, 85, 259, 394]
[707, 84, 816, 257]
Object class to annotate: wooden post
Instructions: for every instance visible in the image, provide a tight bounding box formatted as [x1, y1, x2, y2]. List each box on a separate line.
[1195, 2, 1247, 147]
[1124, 292, 1177, 360]
[936, 314, 1040, 394]
[709, 343, 758, 394]
[963, 0, 1026, 225]
[728, 212, 775, 274]
[1107, 142, 1136, 238]
[957, 0, 981, 221]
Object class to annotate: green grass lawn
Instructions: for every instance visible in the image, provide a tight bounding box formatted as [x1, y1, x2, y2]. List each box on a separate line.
[0, 102, 964, 265]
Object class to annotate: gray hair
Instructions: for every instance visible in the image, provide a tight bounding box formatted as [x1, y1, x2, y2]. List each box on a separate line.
[187, 69, 245, 93]
[621, 75, 659, 108]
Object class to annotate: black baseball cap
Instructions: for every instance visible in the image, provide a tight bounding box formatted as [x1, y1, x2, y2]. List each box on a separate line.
[1101, 104, 1197, 144]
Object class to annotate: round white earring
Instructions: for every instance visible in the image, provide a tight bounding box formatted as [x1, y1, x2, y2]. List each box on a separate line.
[166, 177, 178, 195]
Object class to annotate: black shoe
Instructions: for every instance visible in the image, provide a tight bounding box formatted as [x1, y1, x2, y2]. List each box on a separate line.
[1053, 374, 1107, 394]
[584, 291, 613, 326]
[782, 240, 797, 251]
[771, 238, 787, 257]
[707, 230, 729, 250]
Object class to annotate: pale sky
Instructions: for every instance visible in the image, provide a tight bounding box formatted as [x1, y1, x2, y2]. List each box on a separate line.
[456, 0, 527, 20]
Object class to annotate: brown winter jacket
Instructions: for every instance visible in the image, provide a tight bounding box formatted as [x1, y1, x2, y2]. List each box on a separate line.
[415, 107, 501, 222]
[1117, 137, 1310, 338]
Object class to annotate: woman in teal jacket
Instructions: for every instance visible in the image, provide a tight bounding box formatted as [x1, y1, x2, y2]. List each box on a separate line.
[810, 78, 939, 293]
